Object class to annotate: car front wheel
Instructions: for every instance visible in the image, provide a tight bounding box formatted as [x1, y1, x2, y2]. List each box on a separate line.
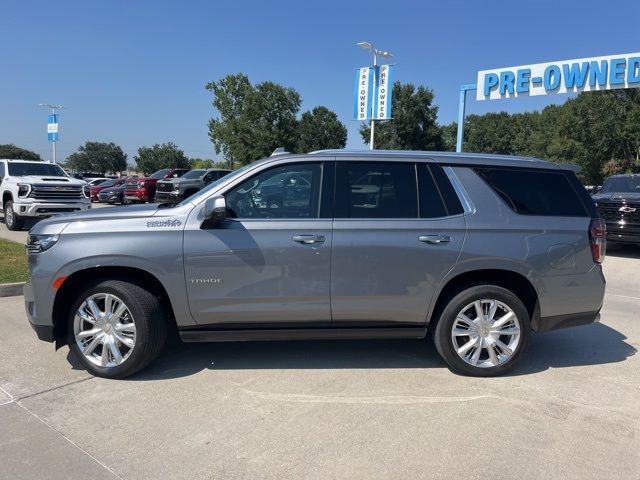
[4, 201, 23, 231]
[433, 285, 530, 377]
[67, 280, 167, 378]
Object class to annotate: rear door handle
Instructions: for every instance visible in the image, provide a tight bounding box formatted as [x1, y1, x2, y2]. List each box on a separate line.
[419, 234, 451, 244]
[292, 234, 326, 244]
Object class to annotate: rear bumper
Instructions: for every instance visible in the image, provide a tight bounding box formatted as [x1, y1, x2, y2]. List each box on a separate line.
[533, 310, 601, 333]
[14, 201, 90, 218]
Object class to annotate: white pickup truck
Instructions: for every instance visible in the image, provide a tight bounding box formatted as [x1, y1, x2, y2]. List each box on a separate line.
[0, 159, 90, 231]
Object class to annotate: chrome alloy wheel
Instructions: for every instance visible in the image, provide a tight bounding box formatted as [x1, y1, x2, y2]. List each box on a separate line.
[451, 299, 521, 368]
[73, 293, 137, 368]
[5, 204, 14, 228]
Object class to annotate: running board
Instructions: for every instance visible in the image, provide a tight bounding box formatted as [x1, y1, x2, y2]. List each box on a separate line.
[179, 327, 427, 343]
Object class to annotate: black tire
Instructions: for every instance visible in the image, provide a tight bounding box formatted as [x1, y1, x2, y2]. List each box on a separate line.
[433, 284, 530, 377]
[4, 200, 23, 231]
[67, 280, 167, 379]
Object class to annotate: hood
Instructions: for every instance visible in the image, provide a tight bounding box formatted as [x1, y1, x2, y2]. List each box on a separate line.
[592, 192, 640, 203]
[30, 203, 162, 235]
[159, 177, 194, 185]
[99, 185, 125, 194]
[19, 175, 86, 186]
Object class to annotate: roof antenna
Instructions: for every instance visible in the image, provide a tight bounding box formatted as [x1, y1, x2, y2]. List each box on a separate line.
[271, 147, 289, 156]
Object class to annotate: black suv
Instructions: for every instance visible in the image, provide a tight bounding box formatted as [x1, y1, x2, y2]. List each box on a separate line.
[592, 174, 640, 245]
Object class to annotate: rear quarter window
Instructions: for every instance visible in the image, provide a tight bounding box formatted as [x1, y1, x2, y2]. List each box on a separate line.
[476, 167, 588, 217]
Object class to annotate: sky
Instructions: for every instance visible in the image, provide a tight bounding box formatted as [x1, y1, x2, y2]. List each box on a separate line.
[2, 0, 639, 164]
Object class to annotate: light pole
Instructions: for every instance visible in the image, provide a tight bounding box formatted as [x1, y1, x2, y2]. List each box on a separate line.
[39, 103, 64, 163]
[357, 42, 393, 150]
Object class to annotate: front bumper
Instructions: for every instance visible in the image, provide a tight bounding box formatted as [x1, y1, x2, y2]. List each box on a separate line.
[154, 191, 182, 203]
[124, 189, 150, 202]
[14, 200, 90, 218]
[23, 280, 55, 342]
[606, 223, 640, 244]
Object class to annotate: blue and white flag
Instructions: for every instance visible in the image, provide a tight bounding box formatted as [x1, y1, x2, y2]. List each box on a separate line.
[47, 114, 59, 142]
[353, 67, 374, 120]
[374, 64, 394, 120]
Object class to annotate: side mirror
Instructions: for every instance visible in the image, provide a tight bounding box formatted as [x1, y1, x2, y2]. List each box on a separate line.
[202, 194, 226, 227]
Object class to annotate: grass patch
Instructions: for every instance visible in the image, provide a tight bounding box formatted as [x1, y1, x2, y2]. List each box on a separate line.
[0, 238, 29, 283]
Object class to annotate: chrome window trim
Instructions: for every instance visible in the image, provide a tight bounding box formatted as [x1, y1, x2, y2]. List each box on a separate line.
[444, 166, 475, 215]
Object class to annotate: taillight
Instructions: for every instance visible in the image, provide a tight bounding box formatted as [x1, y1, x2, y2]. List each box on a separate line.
[589, 218, 606, 263]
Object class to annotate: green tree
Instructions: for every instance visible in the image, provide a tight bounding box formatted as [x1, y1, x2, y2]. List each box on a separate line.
[297, 106, 347, 153]
[0, 144, 41, 160]
[66, 141, 127, 174]
[206, 73, 301, 166]
[190, 158, 232, 169]
[440, 122, 458, 152]
[134, 142, 190, 175]
[359, 82, 444, 150]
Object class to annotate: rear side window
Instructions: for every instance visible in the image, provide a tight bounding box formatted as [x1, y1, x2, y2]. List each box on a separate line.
[417, 165, 448, 218]
[335, 162, 418, 218]
[476, 168, 588, 217]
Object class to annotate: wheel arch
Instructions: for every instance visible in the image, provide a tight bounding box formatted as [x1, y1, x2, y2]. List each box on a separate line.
[427, 269, 540, 333]
[2, 190, 13, 206]
[52, 266, 176, 347]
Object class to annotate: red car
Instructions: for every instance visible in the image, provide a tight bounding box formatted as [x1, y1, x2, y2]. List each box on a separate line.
[124, 168, 190, 203]
[89, 178, 127, 202]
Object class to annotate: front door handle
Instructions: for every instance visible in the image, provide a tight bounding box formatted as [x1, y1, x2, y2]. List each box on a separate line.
[419, 234, 451, 245]
[292, 234, 326, 244]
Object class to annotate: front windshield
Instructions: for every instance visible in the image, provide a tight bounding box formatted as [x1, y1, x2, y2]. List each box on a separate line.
[7, 162, 67, 177]
[99, 179, 116, 188]
[176, 162, 256, 207]
[149, 169, 170, 179]
[181, 169, 206, 179]
[600, 176, 640, 193]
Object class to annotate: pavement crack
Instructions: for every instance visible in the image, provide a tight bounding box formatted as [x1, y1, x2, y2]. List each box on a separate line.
[15, 376, 94, 402]
[14, 400, 125, 480]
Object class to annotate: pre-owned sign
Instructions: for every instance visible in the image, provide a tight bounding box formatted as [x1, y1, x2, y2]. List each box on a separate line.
[477, 52, 640, 101]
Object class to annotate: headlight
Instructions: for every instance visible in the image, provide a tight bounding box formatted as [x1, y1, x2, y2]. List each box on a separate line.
[17, 183, 31, 198]
[26, 234, 59, 253]
[173, 184, 180, 191]
[138, 181, 145, 188]
[83, 185, 90, 198]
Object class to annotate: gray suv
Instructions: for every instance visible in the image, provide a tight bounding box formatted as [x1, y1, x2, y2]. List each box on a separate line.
[24, 151, 606, 378]
[155, 168, 232, 203]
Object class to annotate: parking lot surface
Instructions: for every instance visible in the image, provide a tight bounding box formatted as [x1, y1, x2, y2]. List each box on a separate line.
[0, 247, 638, 479]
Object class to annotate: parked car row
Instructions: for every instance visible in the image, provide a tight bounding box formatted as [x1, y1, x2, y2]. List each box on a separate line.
[89, 168, 233, 206]
[591, 173, 640, 246]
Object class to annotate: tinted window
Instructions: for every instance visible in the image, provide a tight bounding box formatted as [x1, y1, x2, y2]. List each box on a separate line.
[430, 165, 464, 215]
[417, 165, 448, 218]
[476, 168, 588, 217]
[600, 176, 640, 193]
[226, 163, 322, 219]
[8, 162, 67, 177]
[336, 162, 418, 218]
[0, 163, 4, 178]
[182, 169, 207, 179]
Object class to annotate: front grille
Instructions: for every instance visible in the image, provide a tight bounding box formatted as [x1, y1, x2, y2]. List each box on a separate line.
[597, 203, 640, 224]
[29, 184, 84, 201]
[125, 182, 140, 190]
[157, 182, 173, 192]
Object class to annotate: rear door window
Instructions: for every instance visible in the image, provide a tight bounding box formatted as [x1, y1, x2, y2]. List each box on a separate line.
[335, 162, 418, 218]
[476, 168, 588, 217]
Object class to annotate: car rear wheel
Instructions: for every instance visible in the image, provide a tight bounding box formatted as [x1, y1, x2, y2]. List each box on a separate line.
[4, 201, 23, 231]
[433, 284, 530, 377]
[67, 280, 167, 378]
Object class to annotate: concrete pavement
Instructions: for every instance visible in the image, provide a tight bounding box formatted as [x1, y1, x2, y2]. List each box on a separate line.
[0, 251, 639, 479]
